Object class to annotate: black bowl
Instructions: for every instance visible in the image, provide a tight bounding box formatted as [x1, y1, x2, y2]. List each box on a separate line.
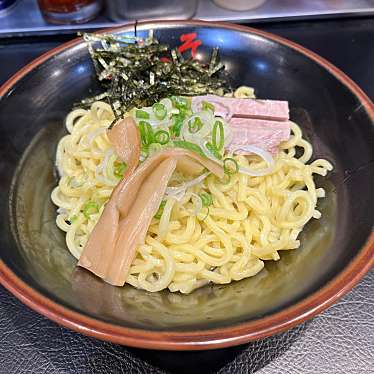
[0, 21, 373, 350]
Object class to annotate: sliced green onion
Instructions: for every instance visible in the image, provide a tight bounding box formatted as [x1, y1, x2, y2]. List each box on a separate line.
[199, 192, 213, 207]
[148, 143, 163, 154]
[212, 120, 224, 151]
[170, 108, 180, 115]
[171, 113, 185, 137]
[141, 144, 149, 158]
[82, 201, 99, 218]
[138, 121, 147, 141]
[206, 142, 222, 160]
[173, 140, 205, 157]
[146, 123, 154, 144]
[223, 157, 239, 175]
[138, 120, 154, 145]
[154, 130, 170, 145]
[69, 215, 78, 224]
[202, 100, 215, 112]
[114, 162, 127, 178]
[152, 103, 167, 120]
[171, 96, 190, 110]
[188, 116, 203, 134]
[154, 200, 166, 219]
[135, 109, 150, 119]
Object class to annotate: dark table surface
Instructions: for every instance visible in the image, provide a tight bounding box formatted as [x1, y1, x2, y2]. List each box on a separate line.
[0, 17, 373, 374]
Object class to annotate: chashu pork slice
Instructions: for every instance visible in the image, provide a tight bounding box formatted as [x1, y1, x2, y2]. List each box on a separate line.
[227, 118, 291, 155]
[192, 95, 289, 121]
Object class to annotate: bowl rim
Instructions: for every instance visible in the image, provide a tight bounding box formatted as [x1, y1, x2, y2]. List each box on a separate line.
[0, 19, 373, 351]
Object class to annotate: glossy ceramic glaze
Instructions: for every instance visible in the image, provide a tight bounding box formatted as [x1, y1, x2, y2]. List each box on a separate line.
[0, 21, 373, 350]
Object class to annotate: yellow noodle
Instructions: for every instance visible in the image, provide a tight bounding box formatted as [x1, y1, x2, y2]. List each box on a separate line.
[52, 98, 333, 294]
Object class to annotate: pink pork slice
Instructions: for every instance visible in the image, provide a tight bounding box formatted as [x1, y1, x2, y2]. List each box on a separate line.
[192, 95, 289, 121]
[227, 118, 291, 155]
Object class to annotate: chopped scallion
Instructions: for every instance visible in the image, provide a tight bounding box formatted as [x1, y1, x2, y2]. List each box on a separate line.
[138, 120, 154, 145]
[202, 101, 215, 112]
[212, 120, 224, 151]
[114, 162, 127, 178]
[69, 215, 78, 224]
[154, 200, 166, 219]
[152, 103, 167, 120]
[188, 116, 203, 134]
[154, 130, 170, 145]
[173, 140, 205, 157]
[199, 192, 213, 207]
[223, 157, 239, 175]
[136, 109, 150, 119]
[171, 96, 190, 110]
[206, 142, 222, 160]
[82, 201, 99, 218]
[148, 143, 163, 154]
[141, 144, 150, 158]
[170, 113, 185, 137]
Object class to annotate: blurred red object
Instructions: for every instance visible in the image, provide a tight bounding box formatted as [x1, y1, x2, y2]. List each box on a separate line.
[37, 0, 102, 24]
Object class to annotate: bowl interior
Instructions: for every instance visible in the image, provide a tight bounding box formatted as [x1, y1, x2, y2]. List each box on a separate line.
[0, 24, 373, 331]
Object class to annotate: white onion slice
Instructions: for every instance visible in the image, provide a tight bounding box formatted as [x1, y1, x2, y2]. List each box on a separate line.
[95, 149, 116, 185]
[181, 111, 214, 143]
[140, 106, 154, 118]
[192, 96, 233, 121]
[172, 190, 186, 202]
[135, 101, 177, 128]
[191, 192, 203, 216]
[86, 127, 107, 146]
[164, 188, 186, 202]
[199, 139, 223, 165]
[166, 172, 209, 193]
[159, 98, 173, 112]
[231, 145, 275, 177]
[165, 172, 210, 201]
[146, 120, 160, 127]
[101, 149, 114, 175]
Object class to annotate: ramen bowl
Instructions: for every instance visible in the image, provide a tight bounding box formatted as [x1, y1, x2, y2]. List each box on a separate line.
[0, 21, 373, 350]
